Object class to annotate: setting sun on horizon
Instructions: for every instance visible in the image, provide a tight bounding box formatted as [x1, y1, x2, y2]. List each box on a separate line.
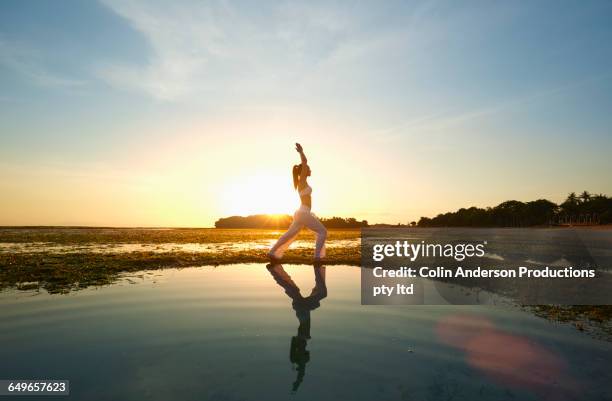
[221, 172, 297, 216]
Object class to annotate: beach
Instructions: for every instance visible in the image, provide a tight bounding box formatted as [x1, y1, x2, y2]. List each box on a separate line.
[1, 226, 611, 339]
[0, 227, 361, 293]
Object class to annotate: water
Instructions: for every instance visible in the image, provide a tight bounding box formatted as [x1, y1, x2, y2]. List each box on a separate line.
[1, 264, 611, 401]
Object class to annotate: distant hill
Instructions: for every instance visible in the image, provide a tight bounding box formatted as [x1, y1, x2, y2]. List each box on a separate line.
[214, 214, 368, 229]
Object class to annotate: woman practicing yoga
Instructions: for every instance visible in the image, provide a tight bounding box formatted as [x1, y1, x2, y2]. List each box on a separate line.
[268, 143, 327, 261]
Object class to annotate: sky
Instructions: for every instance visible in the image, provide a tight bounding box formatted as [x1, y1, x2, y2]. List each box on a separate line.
[1, 0, 611, 227]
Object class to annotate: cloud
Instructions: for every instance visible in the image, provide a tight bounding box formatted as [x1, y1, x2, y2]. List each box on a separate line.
[96, 0, 221, 100]
[96, 0, 360, 101]
[373, 72, 612, 144]
[0, 38, 85, 88]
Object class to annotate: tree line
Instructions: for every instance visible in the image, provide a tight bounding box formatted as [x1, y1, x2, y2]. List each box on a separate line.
[418, 191, 612, 227]
[215, 214, 368, 229]
[215, 191, 611, 229]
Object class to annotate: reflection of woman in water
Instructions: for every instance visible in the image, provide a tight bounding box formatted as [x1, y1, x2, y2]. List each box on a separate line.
[268, 143, 327, 261]
[267, 263, 327, 393]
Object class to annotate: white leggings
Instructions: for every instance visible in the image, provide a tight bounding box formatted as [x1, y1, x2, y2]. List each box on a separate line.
[269, 205, 327, 259]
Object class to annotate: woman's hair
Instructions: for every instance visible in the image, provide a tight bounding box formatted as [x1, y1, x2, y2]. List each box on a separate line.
[292, 164, 301, 190]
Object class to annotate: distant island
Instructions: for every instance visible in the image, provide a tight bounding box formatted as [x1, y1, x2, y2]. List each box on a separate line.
[215, 191, 611, 229]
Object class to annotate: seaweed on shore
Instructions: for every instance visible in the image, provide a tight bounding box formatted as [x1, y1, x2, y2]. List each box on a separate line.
[0, 227, 360, 245]
[530, 305, 612, 339]
[0, 247, 361, 294]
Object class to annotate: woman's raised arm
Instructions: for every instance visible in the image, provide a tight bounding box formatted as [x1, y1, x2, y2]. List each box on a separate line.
[295, 143, 308, 187]
[295, 142, 307, 165]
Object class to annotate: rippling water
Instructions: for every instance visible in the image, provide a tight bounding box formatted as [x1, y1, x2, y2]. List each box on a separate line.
[1, 265, 611, 401]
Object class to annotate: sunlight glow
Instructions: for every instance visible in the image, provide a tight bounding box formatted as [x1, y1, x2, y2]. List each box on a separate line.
[221, 172, 297, 216]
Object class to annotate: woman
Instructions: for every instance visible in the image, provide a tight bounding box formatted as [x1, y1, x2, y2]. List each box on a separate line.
[268, 143, 327, 261]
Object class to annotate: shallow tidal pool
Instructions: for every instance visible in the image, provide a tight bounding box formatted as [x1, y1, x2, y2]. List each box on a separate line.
[1, 264, 611, 401]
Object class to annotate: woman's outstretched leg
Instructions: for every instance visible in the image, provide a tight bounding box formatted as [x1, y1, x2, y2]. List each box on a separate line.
[269, 219, 303, 259]
[303, 214, 327, 260]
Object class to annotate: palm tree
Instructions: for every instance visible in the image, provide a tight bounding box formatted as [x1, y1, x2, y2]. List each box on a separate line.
[566, 192, 578, 205]
[580, 190, 591, 203]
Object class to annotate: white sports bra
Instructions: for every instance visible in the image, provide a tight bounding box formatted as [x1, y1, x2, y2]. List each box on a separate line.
[298, 185, 312, 196]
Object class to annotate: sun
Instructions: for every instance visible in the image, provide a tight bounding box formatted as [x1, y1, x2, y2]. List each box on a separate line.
[220, 172, 296, 216]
